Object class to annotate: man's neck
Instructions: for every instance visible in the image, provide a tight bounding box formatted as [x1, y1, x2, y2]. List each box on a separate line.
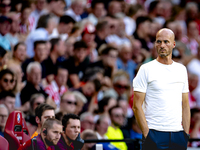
[33, 56, 42, 63]
[50, 53, 58, 64]
[111, 122, 118, 130]
[97, 32, 105, 40]
[36, 127, 41, 134]
[156, 56, 173, 65]
[62, 133, 72, 146]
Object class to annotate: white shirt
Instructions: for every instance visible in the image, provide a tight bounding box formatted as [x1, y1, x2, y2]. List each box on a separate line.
[65, 8, 81, 22]
[133, 59, 189, 132]
[26, 28, 49, 57]
[48, 28, 68, 41]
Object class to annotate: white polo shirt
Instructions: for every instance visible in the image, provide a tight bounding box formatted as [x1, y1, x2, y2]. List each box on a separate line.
[133, 59, 189, 132]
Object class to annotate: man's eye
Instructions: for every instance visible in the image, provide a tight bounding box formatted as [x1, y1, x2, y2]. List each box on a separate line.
[156, 41, 161, 43]
[164, 41, 169, 43]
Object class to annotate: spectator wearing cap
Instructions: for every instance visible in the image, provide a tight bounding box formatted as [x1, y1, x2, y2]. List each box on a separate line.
[87, 45, 118, 78]
[86, 0, 106, 25]
[62, 40, 89, 88]
[26, 14, 57, 57]
[94, 20, 110, 51]
[0, 0, 11, 16]
[44, 67, 68, 108]
[82, 24, 98, 62]
[49, 15, 76, 41]
[65, 0, 85, 22]
[133, 16, 152, 51]
[42, 38, 66, 83]
[0, 16, 12, 50]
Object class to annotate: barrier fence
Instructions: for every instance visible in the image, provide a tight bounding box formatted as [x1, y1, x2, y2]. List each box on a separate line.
[84, 139, 200, 150]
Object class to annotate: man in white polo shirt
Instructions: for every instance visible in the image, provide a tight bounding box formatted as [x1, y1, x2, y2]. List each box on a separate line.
[132, 28, 190, 150]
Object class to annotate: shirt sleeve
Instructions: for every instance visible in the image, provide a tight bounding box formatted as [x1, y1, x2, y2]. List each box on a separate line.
[133, 65, 148, 93]
[182, 67, 189, 93]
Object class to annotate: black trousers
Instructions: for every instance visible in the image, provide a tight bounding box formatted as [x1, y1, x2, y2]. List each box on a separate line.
[142, 129, 189, 150]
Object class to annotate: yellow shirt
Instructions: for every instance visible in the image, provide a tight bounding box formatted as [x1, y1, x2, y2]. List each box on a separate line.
[31, 131, 38, 139]
[105, 126, 127, 150]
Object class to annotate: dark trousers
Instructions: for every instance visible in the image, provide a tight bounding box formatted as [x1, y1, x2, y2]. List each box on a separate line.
[142, 129, 189, 150]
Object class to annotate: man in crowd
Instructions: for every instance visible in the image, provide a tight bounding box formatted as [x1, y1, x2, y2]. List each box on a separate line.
[59, 92, 77, 114]
[106, 105, 127, 150]
[18, 118, 62, 150]
[20, 62, 48, 105]
[42, 38, 66, 83]
[31, 103, 55, 138]
[22, 40, 47, 80]
[57, 113, 84, 150]
[45, 67, 68, 108]
[0, 104, 9, 137]
[0, 91, 15, 113]
[80, 112, 95, 132]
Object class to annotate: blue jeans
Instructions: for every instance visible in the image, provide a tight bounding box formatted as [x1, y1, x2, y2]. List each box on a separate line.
[142, 129, 189, 150]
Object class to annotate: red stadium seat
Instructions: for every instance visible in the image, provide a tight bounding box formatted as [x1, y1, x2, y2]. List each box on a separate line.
[0, 135, 9, 150]
[22, 118, 29, 136]
[4, 111, 30, 150]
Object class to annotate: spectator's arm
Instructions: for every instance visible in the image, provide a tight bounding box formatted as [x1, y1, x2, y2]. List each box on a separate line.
[132, 91, 148, 138]
[69, 74, 80, 88]
[182, 92, 190, 134]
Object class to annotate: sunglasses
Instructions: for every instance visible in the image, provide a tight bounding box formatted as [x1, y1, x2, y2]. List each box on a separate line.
[62, 99, 77, 105]
[3, 78, 14, 83]
[114, 84, 129, 89]
[112, 114, 125, 118]
[0, 3, 11, 7]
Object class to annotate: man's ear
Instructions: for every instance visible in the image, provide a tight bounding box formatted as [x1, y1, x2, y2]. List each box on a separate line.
[35, 116, 40, 124]
[42, 128, 47, 136]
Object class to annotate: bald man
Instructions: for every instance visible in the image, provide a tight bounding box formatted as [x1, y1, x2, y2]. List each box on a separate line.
[132, 28, 190, 150]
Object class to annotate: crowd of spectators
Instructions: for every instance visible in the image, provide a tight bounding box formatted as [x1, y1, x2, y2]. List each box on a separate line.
[0, 0, 200, 149]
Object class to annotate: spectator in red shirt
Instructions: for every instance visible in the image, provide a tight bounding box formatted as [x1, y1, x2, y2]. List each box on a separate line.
[18, 118, 63, 150]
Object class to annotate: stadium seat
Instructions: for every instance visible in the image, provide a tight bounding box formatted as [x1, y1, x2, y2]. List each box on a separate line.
[22, 118, 29, 136]
[4, 111, 30, 150]
[0, 135, 9, 150]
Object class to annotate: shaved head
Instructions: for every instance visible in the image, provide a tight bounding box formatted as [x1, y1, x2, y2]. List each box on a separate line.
[156, 28, 175, 41]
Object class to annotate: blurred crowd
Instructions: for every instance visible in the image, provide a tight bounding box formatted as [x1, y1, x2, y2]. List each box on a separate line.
[0, 0, 200, 149]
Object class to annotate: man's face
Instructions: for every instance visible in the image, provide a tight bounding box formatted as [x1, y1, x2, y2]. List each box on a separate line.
[14, 44, 26, 62]
[0, 21, 11, 35]
[0, 0, 11, 14]
[120, 46, 132, 62]
[82, 33, 95, 45]
[74, 48, 87, 63]
[62, 22, 74, 34]
[0, 73, 14, 91]
[4, 96, 15, 113]
[72, 1, 84, 15]
[93, 3, 105, 18]
[83, 82, 95, 97]
[81, 116, 95, 131]
[155, 29, 175, 58]
[10, 15, 20, 33]
[64, 119, 80, 140]
[110, 107, 124, 127]
[61, 94, 76, 114]
[45, 123, 62, 145]
[40, 110, 55, 126]
[114, 79, 130, 96]
[28, 67, 41, 86]
[47, 18, 57, 34]
[36, 0, 46, 11]
[0, 107, 8, 128]
[97, 117, 110, 135]
[32, 96, 45, 111]
[55, 68, 68, 87]
[35, 44, 47, 62]
[56, 40, 66, 57]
